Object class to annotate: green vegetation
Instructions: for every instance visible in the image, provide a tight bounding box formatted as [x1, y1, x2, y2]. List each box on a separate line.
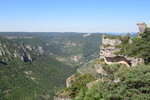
[1, 31, 150, 100]
[104, 34, 130, 56]
[59, 31, 150, 100]
[75, 65, 150, 100]
[101, 63, 128, 80]
[99, 58, 105, 62]
[0, 32, 103, 99]
[8, 33, 102, 67]
[104, 35, 122, 40]
[114, 34, 130, 55]
[125, 28, 150, 64]
[46, 33, 102, 66]
[57, 74, 95, 98]
[103, 44, 112, 48]
[69, 74, 95, 98]
[77, 59, 100, 77]
[72, 31, 150, 100]
[13, 38, 46, 47]
[0, 57, 74, 100]
[0, 37, 75, 100]
[0, 37, 37, 63]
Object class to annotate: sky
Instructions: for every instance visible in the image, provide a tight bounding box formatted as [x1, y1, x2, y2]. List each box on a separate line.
[0, 0, 150, 32]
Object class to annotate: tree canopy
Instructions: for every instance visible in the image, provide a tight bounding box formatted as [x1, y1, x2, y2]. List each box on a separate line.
[125, 28, 150, 64]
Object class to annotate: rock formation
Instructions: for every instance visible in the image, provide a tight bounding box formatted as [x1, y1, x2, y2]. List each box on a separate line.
[100, 35, 144, 67]
[137, 23, 147, 33]
[0, 37, 44, 63]
[100, 35, 122, 57]
[66, 74, 76, 88]
[54, 75, 76, 100]
[54, 97, 70, 100]
[100, 23, 146, 67]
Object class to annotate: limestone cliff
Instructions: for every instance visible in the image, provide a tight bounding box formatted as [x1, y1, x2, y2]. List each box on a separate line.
[54, 97, 70, 100]
[0, 37, 44, 63]
[137, 23, 147, 34]
[100, 36, 144, 67]
[100, 23, 146, 67]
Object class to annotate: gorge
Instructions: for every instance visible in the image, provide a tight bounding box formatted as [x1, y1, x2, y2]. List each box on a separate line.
[54, 23, 150, 100]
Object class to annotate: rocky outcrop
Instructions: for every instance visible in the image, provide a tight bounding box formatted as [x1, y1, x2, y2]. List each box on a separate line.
[54, 97, 70, 100]
[36, 46, 45, 55]
[137, 23, 147, 33]
[100, 35, 122, 58]
[66, 74, 77, 88]
[0, 37, 44, 63]
[55, 78, 72, 100]
[94, 63, 107, 76]
[102, 35, 122, 46]
[71, 55, 82, 62]
[126, 57, 144, 67]
[100, 33, 144, 67]
[100, 45, 120, 57]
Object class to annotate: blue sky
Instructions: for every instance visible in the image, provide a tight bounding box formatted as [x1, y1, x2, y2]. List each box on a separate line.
[0, 0, 150, 32]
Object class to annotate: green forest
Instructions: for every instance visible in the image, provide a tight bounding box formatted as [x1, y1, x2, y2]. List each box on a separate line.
[0, 57, 74, 100]
[75, 65, 150, 100]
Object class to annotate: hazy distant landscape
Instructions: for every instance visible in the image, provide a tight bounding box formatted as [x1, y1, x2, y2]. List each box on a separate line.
[0, 32, 104, 99]
[0, 0, 150, 100]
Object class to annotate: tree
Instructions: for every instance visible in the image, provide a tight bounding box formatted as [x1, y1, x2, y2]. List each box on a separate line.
[75, 65, 150, 100]
[125, 28, 150, 64]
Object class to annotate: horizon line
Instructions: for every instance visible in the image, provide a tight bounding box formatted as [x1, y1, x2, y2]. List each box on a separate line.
[0, 31, 138, 33]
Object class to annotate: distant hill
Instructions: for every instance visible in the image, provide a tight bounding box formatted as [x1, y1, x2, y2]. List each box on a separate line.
[0, 37, 41, 63]
[1, 32, 103, 67]
[0, 37, 74, 100]
[43, 33, 102, 66]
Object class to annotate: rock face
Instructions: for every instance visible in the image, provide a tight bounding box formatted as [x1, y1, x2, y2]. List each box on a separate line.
[55, 75, 77, 100]
[94, 63, 107, 76]
[137, 23, 147, 33]
[100, 35, 122, 58]
[100, 45, 120, 57]
[66, 74, 76, 88]
[100, 34, 144, 67]
[54, 97, 70, 100]
[100, 35, 122, 59]
[36, 46, 44, 55]
[71, 55, 82, 62]
[0, 37, 44, 63]
[102, 35, 122, 46]
[126, 57, 144, 67]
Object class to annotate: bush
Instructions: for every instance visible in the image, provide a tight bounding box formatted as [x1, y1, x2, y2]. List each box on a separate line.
[125, 28, 150, 64]
[75, 65, 150, 100]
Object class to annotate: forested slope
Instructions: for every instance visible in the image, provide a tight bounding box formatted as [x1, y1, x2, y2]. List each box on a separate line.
[0, 37, 74, 100]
